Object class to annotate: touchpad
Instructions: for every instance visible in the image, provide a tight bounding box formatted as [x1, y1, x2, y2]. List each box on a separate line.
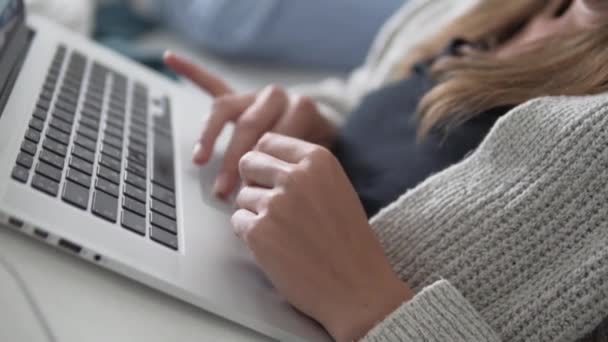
[197, 153, 238, 214]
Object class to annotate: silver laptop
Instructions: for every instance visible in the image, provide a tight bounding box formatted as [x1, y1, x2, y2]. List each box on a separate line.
[0, 1, 329, 341]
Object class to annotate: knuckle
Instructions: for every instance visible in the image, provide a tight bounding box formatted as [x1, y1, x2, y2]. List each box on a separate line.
[264, 84, 287, 100]
[266, 189, 286, 211]
[256, 132, 276, 150]
[244, 216, 268, 246]
[211, 96, 233, 113]
[293, 96, 315, 112]
[237, 115, 264, 132]
[238, 151, 257, 171]
[277, 166, 301, 187]
[309, 145, 334, 162]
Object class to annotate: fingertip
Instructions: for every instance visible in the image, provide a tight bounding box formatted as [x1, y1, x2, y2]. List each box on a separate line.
[163, 50, 175, 64]
[192, 142, 208, 165]
[213, 173, 229, 197]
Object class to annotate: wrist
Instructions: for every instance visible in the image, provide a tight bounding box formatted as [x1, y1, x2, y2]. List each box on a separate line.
[326, 277, 414, 342]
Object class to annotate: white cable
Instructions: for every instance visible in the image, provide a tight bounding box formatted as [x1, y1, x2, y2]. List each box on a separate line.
[0, 254, 57, 342]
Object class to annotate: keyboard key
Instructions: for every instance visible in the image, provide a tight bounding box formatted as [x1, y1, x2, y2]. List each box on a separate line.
[47, 127, 70, 145]
[85, 91, 103, 104]
[129, 132, 147, 147]
[35, 161, 62, 182]
[39, 150, 65, 169]
[15, 152, 33, 169]
[81, 107, 101, 120]
[31, 174, 59, 197]
[95, 177, 119, 197]
[42, 138, 67, 157]
[150, 212, 176, 234]
[43, 81, 56, 93]
[101, 144, 121, 160]
[104, 126, 123, 140]
[127, 148, 146, 166]
[103, 135, 122, 149]
[57, 94, 78, 107]
[108, 108, 125, 119]
[125, 171, 146, 190]
[151, 184, 175, 207]
[97, 165, 120, 184]
[25, 128, 40, 144]
[126, 159, 146, 178]
[150, 226, 177, 250]
[129, 141, 146, 155]
[53, 108, 75, 124]
[40, 88, 53, 101]
[60, 85, 78, 98]
[77, 125, 98, 141]
[33, 107, 47, 121]
[49, 117, 72, 134]
[92, 190, 118, 223]
[21, 140, 37, 155]
[74, 134, 96, 151]
[131, 116, 147, 129]
[121, 210, 146, 235]
[151, 199, 176, 220]
[83, 100, 101, 113]
[106, 117, 124, 130]
[29, 117, 45, 131]
[62, 181, 90, 210]
[11, 165, 29, 183]
[55, 100, 77, 114]
[122, 196, 146, 217]
[151, 139, 175, 191]
[79, 116, 99, 131]
[99, 154, 121, 172]
[69, 156, 93, 175]
[71, 145, 95, 163]
[37, 98, 51, 111]
[124, 184, 146, 203]
[66, 168, 91, 188]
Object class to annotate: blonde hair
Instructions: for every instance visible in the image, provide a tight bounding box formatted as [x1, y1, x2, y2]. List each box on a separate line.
[408, 0, 608, 137]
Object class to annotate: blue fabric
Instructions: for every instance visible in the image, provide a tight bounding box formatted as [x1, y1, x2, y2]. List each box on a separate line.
[332, 40, 512, 217]
[154, 0, 405, 70]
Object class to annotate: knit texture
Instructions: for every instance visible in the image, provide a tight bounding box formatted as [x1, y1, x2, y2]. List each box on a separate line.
[363, 94, 608, 341]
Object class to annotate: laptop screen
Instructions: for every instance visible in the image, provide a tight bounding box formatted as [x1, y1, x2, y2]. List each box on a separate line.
[0, 0, 26, 118]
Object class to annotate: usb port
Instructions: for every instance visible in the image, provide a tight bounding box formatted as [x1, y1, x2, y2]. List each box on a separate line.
[58, 239, 82, 254]
[8, 217, 23, 228]
[33, 228, 49, 239]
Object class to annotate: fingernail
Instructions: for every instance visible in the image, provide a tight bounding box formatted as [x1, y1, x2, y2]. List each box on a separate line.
[213, 174, 229, 197]
[163, 50, 173, 61]
[192, 142, 206, 164]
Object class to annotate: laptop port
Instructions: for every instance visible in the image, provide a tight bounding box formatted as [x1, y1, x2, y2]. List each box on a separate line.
[8, 217, 23, 228]
[33, 228, 49, 239]
[58, 239, 82, 254]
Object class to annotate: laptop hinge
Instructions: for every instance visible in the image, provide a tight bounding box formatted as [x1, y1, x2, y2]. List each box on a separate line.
[0, 28, 35, 120]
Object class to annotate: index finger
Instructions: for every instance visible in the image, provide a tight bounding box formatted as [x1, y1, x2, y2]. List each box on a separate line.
[164, 50, 232, 97]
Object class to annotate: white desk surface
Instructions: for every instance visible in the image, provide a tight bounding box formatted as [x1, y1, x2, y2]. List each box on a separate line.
[0, 30, 344, 342]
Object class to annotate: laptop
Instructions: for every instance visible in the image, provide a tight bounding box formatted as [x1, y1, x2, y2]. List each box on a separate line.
[0, 1, 329, 341]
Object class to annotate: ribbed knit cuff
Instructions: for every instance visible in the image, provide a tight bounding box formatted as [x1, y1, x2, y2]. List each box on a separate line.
[361, 280, 500, 342]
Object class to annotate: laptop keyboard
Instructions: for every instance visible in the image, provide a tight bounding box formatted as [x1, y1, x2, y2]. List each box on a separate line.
[11, 45, 179, 251]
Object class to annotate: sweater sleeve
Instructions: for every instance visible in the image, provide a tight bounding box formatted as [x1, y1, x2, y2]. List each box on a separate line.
[362, 280, 500, 342]
[363, 93, 608, 341]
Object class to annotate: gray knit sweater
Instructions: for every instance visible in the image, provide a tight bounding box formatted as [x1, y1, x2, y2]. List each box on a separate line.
[361, 94, 608, 341]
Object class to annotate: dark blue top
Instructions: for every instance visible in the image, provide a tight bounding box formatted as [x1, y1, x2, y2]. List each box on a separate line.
[332, 39, 512, 217]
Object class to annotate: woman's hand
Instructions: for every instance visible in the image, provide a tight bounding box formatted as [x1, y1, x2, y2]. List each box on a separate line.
[233, 132, 413, 342]
[164, 51, 337, 198]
